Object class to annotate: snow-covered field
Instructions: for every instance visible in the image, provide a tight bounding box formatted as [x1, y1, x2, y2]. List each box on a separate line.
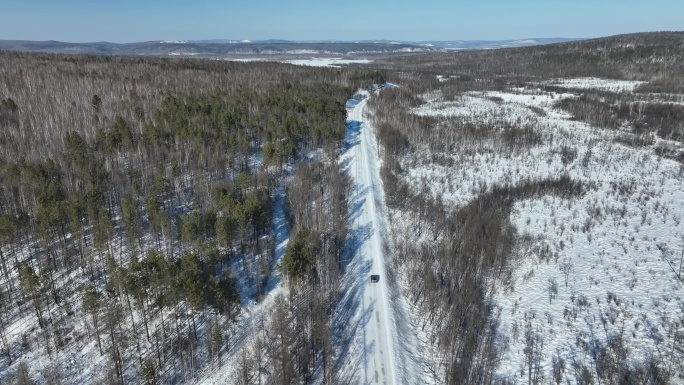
[224, 57, 372, 67]
[392, 79, 684, 383]
[409, 88, 577, 206]
[542, 77, 645, 92]
[285, 58, 372, 67]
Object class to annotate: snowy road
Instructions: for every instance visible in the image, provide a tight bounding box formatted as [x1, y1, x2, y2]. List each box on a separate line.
[336, 91, 399, 385]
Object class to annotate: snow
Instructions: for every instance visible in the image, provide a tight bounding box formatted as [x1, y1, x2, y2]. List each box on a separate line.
[498, 173, 684, 381]
[196, 188, 290, 384]
[543, 77, 646, 92]
[197, 94, 428, 382]
[398, 83, 684, 382]
[223, 57, 372, 67]
[413, 88, 573, 118]
[284, 58, 372, 67]
[5, 70, 679, 383]
[334, 88, 422, 384]
[0, 171, 293, 385]
[224, 58, 265, 62]
[408, 89, 578, 206]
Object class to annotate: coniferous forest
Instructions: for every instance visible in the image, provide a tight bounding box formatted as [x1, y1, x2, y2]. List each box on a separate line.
[0, 51, 383, 384]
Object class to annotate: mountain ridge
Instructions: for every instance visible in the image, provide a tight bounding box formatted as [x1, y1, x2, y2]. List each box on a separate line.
[0, 37, 580, 56]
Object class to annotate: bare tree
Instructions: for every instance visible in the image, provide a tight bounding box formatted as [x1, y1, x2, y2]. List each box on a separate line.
[560, 258, 573, 287]
[12, 361, 35, 385]
[548, 278, 559, 304]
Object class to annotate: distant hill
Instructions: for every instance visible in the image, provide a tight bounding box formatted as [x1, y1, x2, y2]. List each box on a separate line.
[0, 37, 582, 57]
[414, 38, 579, 49]
[0, 40, 438, 56]
[553, 31, 684, 50]
[379, 31, 684, 81]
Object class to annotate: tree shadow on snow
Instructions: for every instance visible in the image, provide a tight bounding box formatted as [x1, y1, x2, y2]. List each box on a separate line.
[344, 120, 362, 150]
[332, 257, 375, 385]
[345, 185, 371, 224]
[261, 193, 289, 297]
[338, 222, 373, 274]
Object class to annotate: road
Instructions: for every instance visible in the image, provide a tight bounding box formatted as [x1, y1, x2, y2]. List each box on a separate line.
[342, 91, 397, 385]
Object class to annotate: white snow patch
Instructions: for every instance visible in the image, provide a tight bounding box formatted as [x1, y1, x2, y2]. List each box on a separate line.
[223, 57, 372, 67]
[284, 58, 372, 67]
[544, 77, 646, 92]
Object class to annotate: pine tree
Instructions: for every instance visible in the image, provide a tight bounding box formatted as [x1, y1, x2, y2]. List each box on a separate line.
[281, 227, 314, 282]
[181, 252, 204, 341]
[142, 358, 157, 385]
[19, 265, 44, 328]
[91, 94, 102, 113]
[81, 284, 102, 355]
[120, 193, 141, 250]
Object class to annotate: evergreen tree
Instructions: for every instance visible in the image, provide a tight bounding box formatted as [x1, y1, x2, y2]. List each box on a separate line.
[142, 358, 157, 385]
[181, 252, 204, 340]
[280, 227, 314, 281]
[81, 284, 103, 355]
[19, 265, 44, 328]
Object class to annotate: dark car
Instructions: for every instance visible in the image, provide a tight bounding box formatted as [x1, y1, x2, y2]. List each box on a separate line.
[370, 274, 380, 283]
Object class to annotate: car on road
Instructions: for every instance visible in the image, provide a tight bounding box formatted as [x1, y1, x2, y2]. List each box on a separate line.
[370, 274, 380, 283]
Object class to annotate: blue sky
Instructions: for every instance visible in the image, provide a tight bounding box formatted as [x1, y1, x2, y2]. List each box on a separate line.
[0, 0, 682, 42]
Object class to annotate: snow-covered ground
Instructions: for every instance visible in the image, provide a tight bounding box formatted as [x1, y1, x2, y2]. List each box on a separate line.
[196, 189, 290, 384]
[0, 183, 289, 385]
[285, 58, 372, 67]
[333, 89, 422, 384]
[224, 57, 372, 67]
[397, 82, 684, 383]
[199, 85, 423, 385]
[409, 88, 577, 206]
[542, 77, 645, 92]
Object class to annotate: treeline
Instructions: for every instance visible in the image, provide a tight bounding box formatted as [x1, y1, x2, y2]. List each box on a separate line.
[555, 91, 684, 139]
[0, 51, 369, 384]
[552, 89, 684, 163]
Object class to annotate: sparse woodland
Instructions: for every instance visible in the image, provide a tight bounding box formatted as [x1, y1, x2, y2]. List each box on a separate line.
[0, 51, 381, 384]
[368, 31, 684, 385]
